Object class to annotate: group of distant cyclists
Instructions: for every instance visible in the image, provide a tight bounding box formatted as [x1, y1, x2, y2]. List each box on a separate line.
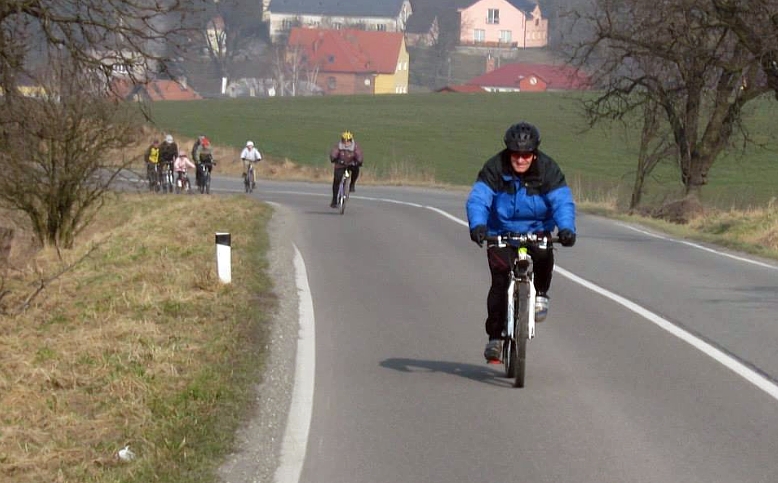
[144, 130, 363, 200]
[144, 121, 578, 365]
[144, 134, 218, 193]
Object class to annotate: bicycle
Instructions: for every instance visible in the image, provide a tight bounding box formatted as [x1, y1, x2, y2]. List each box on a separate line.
[484, 233, 559, 388]
[244, 162, 255, 193]
[175, 170, 191, 194]
[197, 161, 214, 194]
[146, 163, 161, 192]
[335, 165, 356, 215]
[160, 161, 174, 194]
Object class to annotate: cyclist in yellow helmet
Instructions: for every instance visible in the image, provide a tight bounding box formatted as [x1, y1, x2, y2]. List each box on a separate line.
[329, 130, 364, 208]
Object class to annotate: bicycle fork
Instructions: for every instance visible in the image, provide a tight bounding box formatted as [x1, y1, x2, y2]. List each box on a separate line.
[505, 249, 537, 341]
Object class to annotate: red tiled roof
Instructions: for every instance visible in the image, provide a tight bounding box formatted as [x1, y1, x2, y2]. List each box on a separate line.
[287, 27, 404, 74]
[467, 63, 591, 91]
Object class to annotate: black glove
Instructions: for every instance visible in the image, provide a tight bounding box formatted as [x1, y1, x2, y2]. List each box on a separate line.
[470, 225, 487, 246]
[558, 229, 576, 247]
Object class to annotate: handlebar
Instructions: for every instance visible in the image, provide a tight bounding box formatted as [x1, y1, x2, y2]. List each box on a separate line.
[483, 233, 560, 248]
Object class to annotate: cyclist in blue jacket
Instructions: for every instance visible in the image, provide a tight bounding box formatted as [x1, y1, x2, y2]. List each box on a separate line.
[466, 121, 577, 363]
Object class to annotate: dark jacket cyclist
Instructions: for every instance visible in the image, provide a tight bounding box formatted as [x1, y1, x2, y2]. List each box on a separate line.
[466, 121, 577, 362]
[329, 130, 364, 208]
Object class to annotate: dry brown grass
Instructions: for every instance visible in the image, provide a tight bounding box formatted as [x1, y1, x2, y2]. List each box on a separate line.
[686, 198, 778, 254]
[0, 193, 274, 483]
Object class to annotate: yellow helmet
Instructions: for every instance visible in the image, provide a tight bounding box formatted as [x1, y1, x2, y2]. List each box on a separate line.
[341, 131, 354, 142]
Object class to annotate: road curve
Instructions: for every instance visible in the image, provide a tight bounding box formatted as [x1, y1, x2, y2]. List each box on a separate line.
[216, 178, 778, 483]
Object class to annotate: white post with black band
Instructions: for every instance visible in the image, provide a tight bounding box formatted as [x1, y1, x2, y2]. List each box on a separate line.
[215, 232, 231, 283]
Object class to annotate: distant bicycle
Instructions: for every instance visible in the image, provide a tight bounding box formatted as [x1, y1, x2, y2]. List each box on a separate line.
[244, 161, 256, 193]
[146, 163, 161, 192]
[336, 165, 357, 215]
[175, 170, 191, 194]
[197, 161, 214, 194]
[160, 161, 174, 194]
[484, 233, 561, 388]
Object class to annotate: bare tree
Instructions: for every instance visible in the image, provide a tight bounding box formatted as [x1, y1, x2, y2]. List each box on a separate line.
[711, 0, 778, 99]
[566, 0, 778, 214]
[0, 0, 191, 92]
[0, 0, 193, 250]
[198, 0, 265, 84]
[0, 60, 144, 250]
[408, 10, 466, 90]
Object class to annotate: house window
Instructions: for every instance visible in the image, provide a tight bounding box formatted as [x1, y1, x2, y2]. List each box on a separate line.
[499, 30, 512, 43]
[487, 9, 499, 24]
[333, 22, 342, 30]
[377, 24, 386, 31]
[327, 76, 336, 90]
[282, 19, 294, 29]
[474, 29, 485, 42]
[112, 63, 130, 74]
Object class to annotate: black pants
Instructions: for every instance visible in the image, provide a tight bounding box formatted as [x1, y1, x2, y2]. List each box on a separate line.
[331, 166, 360, 203]
[484, 243, 554, 339]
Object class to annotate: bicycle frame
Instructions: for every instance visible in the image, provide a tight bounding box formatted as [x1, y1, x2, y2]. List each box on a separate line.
[506, 246, 537, 341]
[337, 168, 352, 215]
[244, 163, 255, 193]
[198, 163, 212, 194]
[485, 233, 552, 387]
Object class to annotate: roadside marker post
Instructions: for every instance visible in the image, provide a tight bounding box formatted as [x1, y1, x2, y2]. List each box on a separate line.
[215, 232, 231, 283]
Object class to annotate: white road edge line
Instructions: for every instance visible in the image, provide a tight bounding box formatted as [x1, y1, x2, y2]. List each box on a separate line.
[425, 205, 778, 402]
[274, 195, 778, 483]
[617, 222, 778, 270]
[274, 245, 316, 483]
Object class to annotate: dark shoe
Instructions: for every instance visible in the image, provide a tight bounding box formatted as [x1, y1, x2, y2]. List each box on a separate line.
[484, 339, 502, 362]
[330, 202, 337, 208]
[349, 185, 355, 193]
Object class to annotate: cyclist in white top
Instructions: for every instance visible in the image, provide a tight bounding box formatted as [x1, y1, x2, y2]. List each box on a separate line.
[240, 140, 262, 189]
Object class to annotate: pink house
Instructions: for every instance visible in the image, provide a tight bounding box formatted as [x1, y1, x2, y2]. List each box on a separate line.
[458, 0, 547, 49]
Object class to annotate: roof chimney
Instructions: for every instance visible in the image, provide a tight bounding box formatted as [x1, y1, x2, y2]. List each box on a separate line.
[485, 54, 496, 73]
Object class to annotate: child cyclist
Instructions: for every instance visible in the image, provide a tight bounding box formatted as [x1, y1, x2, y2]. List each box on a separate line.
[174, 150, 196, 192]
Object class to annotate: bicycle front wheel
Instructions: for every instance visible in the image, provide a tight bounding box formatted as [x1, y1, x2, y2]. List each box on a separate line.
[338, 179, 347, 215]
[512, 282, 530, 388]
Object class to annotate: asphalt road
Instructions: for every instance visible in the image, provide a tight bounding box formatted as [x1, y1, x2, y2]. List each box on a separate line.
[210, 177, 778, 483]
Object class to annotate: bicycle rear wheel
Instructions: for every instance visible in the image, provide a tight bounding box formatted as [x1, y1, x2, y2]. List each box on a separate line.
[512, 282, 530, 388]
[205, 171, 211, 194]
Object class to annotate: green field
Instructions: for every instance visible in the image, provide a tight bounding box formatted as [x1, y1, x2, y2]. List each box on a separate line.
[148, 92, 778, 209]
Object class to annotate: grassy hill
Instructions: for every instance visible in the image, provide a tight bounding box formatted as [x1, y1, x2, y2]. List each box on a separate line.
[147, 92, 778, 209]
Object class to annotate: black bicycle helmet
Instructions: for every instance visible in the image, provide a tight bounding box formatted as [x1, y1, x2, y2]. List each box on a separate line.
[504, 121, 541, 152]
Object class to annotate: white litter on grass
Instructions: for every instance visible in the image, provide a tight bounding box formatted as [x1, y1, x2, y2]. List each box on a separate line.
[118, 445, 136, 462]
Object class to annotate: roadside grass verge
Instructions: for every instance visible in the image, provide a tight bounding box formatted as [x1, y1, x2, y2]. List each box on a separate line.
[0, 194, 273, 483]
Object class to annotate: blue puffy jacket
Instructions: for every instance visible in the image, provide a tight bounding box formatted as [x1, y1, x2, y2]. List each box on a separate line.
[466, 150, 576, 235]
